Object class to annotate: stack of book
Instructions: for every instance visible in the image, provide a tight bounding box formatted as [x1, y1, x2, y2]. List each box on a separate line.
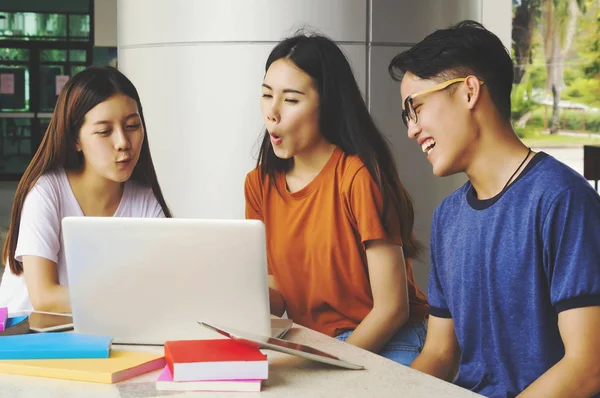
[0, 330, 165, 383]
[157, 339, 269, 392]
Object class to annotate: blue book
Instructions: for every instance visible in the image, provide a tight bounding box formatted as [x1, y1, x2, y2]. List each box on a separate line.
[0, 316, 30, 336]
[5, 316, 28, 329]
[0, 332, 112, 360]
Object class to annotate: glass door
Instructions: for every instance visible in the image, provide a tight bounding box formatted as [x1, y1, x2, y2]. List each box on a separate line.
[0, 47, 34, 178]
[0, 10, 92, 181]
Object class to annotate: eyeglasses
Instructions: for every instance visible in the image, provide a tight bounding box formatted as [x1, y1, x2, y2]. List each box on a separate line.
[402, 77, 485, 127]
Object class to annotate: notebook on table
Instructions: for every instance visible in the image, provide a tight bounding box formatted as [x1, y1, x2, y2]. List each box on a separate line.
[0, 333, 112, 360]
[0, 350, 165, 383]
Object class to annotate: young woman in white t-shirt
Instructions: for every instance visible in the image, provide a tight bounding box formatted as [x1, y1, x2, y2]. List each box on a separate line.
[0, 66, 172, 315]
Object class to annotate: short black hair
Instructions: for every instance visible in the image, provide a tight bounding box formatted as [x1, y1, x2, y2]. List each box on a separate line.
[388, 20, 514, 121]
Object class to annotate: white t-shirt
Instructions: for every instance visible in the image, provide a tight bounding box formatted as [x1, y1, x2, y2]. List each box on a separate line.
[0, 168, 165, 316]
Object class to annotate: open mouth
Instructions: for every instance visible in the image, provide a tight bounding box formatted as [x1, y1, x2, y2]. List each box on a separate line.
[421, 138, 436, 154]
[270, 133, 282, 145]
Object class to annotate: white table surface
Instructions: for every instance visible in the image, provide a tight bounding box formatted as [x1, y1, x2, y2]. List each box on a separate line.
[0, 324, 481, 398]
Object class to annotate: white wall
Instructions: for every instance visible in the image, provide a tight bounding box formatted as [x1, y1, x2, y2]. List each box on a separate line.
[482, 0, 513, 51]
[94, 0, 117, 47]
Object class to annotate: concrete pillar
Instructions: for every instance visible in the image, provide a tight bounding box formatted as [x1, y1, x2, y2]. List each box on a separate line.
[95, 0, 117, 47]
[118, 0, 511, 290]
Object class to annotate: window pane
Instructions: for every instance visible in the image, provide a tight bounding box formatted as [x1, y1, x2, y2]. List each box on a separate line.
[39, 65, 66, 112]
[71, 65, 87, 76]
[69, 15, 90, 38]
[0, 117, 34, 175]
[0, 48, 29, 62]
[93, 47, 118, 67]
[0, 12, 68, 39]
[0, 65, 30, 111]
[40, 49, 67, 62]
[69, 50, 87, 62]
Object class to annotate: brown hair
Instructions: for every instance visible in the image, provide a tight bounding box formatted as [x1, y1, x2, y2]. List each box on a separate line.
[3, 66, 172, 275]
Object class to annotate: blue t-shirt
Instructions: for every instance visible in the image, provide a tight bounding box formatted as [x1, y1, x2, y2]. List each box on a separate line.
[429, 152, 600, 398]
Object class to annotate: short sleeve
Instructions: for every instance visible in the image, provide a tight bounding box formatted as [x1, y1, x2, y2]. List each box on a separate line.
[15, 184, 61, 264]
[346, 166, 403, 246]
[542, 186, 600, 313]
[244, 169, 263, 221]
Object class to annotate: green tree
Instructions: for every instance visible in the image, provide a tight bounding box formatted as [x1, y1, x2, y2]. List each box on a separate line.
[579, 1, 600, 79]
[541, 0, 584, 133]
[512, 0, 542, 83]
[563, 0, 600, 107]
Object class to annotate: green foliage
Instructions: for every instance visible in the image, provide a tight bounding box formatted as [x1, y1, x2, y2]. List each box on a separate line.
[563, 67, 579, 86]
[511, 0, 600, 147]
[511, 79, 536, 120]
[580, 7, 600, 78]
[514, 125, 537, 138]
[520, 128, 600, 147]
[527, 107, 600, 132]
[528, 63, 548, 89]
[563, 77, 600, 107]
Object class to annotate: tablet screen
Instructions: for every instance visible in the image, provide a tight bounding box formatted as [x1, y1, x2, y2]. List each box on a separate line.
[29, 312, 73, 332]
[198, 321, 364, 370]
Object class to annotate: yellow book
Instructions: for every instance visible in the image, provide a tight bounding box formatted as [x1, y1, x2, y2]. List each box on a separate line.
[0, 350, 165, 383]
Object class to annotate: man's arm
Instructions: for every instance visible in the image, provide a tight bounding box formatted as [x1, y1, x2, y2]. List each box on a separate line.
[518, 306, 600, 398]
[411, 315, 461, 382]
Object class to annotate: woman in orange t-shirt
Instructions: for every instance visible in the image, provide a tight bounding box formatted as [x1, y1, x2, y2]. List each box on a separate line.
[244, 33, 429, 366]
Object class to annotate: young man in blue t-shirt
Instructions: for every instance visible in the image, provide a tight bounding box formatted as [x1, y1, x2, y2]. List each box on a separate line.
[388, 20, 600, 398]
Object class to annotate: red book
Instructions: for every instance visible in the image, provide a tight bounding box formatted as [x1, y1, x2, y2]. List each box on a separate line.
[164, 339, 268, 382]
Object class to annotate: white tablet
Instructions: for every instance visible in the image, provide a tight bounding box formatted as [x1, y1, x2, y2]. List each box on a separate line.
[198, 321, 364, 370]
[29, 311, 74, 333]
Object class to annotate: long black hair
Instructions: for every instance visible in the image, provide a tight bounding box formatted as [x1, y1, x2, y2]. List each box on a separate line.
[256, 33, 421, 258]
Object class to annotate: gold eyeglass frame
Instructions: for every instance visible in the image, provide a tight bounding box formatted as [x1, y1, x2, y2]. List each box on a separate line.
[402, 77, 485, 127]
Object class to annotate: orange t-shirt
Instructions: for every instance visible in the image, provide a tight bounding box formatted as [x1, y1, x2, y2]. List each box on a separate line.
[244, 147, 429, 337]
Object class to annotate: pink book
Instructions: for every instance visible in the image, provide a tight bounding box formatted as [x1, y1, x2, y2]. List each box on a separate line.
[0, 307, 7, 332]
[155, 366, 262, 392]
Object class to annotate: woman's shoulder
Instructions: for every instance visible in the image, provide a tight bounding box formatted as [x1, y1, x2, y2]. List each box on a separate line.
[245, 167, 274, 191]
[29, 168, 67, 198]
[337, 152, 370, 190]
[37, 167, 65, 184]
[245, 167, 261, 183]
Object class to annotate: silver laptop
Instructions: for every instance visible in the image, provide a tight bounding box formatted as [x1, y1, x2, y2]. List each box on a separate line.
[62, 217, 291, 345]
